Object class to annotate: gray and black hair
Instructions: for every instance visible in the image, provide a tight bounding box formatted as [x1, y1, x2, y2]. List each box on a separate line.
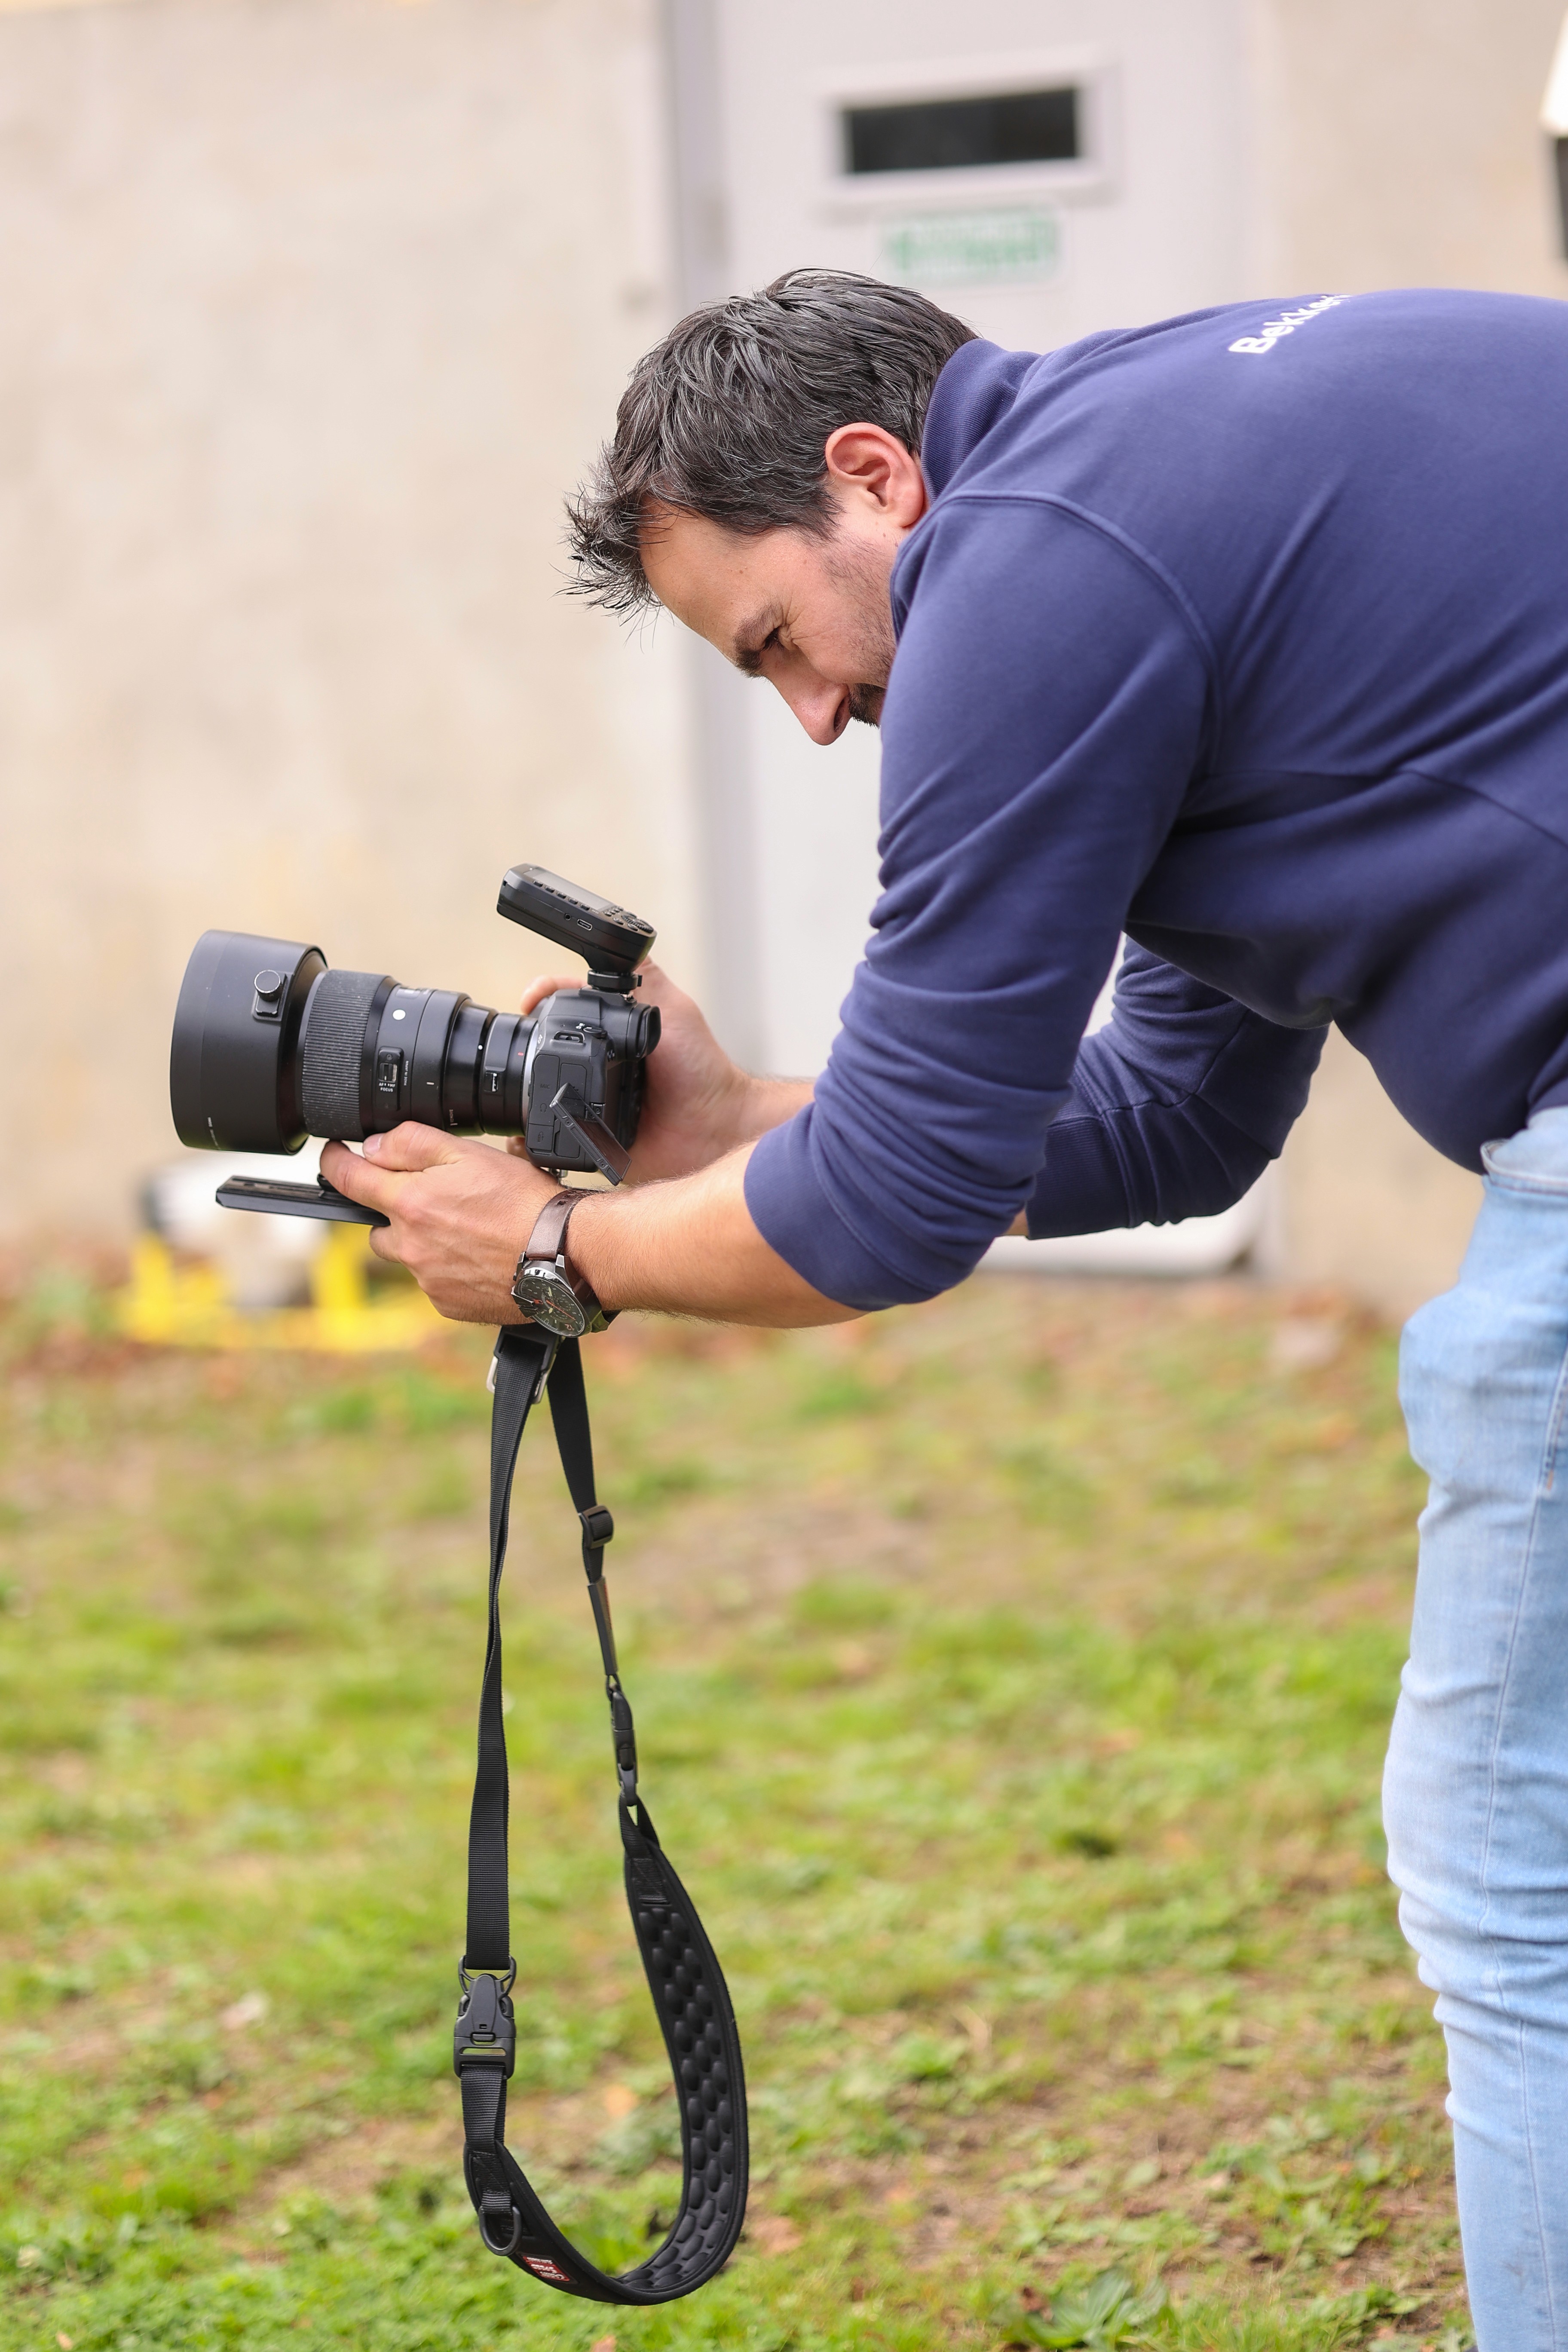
[564, 268, 976, 616]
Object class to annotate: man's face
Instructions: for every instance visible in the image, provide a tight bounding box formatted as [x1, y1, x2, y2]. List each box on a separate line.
[638, 424, 928, 746]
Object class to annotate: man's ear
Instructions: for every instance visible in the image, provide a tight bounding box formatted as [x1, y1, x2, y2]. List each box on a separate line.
[822, 422, 928, 527]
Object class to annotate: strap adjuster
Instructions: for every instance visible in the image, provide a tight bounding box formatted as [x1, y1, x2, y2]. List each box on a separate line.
[579, 1504, 614, 1550]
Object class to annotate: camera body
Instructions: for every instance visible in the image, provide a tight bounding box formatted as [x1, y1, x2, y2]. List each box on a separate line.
[170, 867, 659, 1183]
[517, 985, 655, 1176]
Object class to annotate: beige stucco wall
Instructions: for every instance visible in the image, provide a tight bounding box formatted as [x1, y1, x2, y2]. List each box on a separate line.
[1248, 0, 1566, 1315]
[0, 0, 697, 1245]
[1248, 0, 1568, 299]
[1271, 1035, 1482, 1322]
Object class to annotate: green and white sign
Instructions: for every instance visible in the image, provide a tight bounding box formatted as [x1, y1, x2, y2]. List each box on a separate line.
[878, 207, 1063, 289]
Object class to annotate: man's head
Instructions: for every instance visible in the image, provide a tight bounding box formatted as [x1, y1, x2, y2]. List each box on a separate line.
[566, 270, 975, 741]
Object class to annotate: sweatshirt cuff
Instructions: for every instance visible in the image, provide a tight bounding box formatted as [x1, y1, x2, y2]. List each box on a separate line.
[744, 1108, 953, 1312]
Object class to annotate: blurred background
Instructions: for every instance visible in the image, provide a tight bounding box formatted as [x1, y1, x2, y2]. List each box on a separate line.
[7, 13, 1568, 2338]
[3, 0, 1568, 1317]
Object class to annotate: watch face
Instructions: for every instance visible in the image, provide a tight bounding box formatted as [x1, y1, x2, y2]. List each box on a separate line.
[511, 1262, 588, 1339]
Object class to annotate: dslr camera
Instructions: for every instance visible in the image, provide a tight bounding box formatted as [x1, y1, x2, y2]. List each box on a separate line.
[170, 866, 659, 1187]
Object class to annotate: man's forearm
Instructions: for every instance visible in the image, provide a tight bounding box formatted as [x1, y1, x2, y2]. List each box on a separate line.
[573, 1141, 858, 1327]
[319, 1112, 856, 1331]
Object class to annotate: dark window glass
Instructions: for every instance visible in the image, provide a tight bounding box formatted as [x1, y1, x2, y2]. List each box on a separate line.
[843, 86, 1079, 177]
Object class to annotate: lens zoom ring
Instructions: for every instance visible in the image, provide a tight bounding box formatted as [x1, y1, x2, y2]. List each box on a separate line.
[301, 968, 383, 1140]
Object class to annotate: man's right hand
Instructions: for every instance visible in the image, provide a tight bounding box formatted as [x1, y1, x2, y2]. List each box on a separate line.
[508, 961, 810, 1185]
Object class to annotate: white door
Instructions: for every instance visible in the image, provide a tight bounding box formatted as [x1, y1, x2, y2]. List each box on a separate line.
[667, 0, 1267, 1272]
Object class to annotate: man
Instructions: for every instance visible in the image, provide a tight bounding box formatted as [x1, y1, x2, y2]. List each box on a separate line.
[324, 271, 1568, 2347]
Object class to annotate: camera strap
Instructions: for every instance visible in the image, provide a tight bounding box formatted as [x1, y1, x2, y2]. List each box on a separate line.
[453, 1324, 748, 2303]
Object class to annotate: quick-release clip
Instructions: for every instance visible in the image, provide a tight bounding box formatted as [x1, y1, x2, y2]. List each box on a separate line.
[608, 1682, 638, 1802]
[453, 1965, 517, 2078]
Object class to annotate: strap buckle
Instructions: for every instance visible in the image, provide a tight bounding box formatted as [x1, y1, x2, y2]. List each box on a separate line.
[609, 1684, 638, 1803]
[454, 1963, 517, 2077]
[579, 1503, 614, 1550]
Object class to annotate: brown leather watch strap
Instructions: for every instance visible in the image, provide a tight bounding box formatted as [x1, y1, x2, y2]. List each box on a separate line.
[522, 1189, 578, 1266]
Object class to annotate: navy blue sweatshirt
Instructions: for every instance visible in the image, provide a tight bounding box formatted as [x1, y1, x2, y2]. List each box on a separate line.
[743, 290, 1568, 1310]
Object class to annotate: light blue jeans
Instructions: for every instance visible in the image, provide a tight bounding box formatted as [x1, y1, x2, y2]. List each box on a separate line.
[1386, 1106, 1568, 2350]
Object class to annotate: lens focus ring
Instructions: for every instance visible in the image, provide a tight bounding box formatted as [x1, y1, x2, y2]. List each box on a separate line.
[300, 969, 386, 1140]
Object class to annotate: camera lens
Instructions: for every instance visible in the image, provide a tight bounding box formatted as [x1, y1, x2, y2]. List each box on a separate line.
[171, 931, 534, 1153]
[341, 982, 532, 1142]
[171, 930, 327, 1152]
[297, 967, 387, 1140]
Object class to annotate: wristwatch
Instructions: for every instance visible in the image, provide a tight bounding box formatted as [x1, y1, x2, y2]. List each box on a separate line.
[510, 1190, 609, 1338]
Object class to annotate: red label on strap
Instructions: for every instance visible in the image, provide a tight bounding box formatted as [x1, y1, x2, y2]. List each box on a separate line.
[524, 2257, 572, 2284]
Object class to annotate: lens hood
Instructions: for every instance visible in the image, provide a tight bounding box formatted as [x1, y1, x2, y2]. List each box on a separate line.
[170, 929, 325, 1153]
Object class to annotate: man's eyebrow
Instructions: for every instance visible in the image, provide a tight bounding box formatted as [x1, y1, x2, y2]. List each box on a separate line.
[730, 610, 776, 674]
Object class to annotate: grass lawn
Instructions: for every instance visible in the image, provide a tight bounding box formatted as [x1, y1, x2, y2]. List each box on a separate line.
[0, 1271, 1470, 2351]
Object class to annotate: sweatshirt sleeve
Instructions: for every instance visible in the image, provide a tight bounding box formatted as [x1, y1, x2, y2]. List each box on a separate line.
[744, 495, 1224, 1309]
[1023, 944, 1326, 1236]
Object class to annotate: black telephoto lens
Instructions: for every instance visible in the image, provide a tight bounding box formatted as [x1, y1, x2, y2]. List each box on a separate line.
[297, 970, 534, 1142]
[170, 931, 534, 1154]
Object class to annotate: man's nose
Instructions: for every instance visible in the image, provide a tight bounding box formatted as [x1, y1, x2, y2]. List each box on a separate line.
[776, 675, 849, 746]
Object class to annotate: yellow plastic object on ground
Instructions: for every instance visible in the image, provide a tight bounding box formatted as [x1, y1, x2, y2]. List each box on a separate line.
[115, 1224, 444, 1353]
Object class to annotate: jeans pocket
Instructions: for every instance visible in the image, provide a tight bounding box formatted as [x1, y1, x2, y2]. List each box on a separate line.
[1481, 1135, 1568, 1197]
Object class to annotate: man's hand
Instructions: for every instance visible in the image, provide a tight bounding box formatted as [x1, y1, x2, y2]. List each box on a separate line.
[318, 965, 851, 1332]
[508, 962, 808, 1183]
[319, 1120, 855, 1331]
[320, 1128, 557, 1326]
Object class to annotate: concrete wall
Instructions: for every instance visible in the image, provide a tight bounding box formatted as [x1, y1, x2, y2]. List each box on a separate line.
[0, 0, 698, 1245]
[1248, 0, 1568, 298]
[1273, 1033, 1486, 1321]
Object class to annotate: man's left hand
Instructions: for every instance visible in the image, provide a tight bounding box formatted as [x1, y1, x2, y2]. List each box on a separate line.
[320, 1127, 557, 1324]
